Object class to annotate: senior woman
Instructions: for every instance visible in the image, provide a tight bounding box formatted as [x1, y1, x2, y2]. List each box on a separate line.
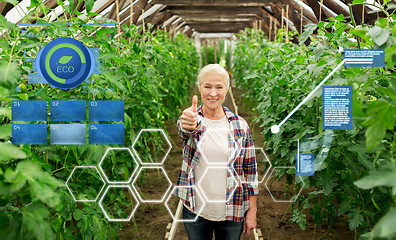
[175, 64, 258, 240]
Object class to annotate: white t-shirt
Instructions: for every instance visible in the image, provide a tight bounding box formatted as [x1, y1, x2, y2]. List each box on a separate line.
[194, 115, 229, 221]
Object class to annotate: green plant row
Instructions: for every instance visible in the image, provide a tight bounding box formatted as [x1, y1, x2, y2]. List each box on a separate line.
[0, 1, 198, 239]
[233, 9, 396, 240]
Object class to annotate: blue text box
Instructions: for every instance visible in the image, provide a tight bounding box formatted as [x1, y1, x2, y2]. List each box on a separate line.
[12, 124, 47, 145]
[89, 124, 124, 145]
[50, 101, 86, 121]
[296, 153, 314, 176]
[344, 49, 385, 67]
[322, 86, 353, 130]
[50, 124, 86, 145]
[12, 101, 47, 121]
[89, 101, 124, 121]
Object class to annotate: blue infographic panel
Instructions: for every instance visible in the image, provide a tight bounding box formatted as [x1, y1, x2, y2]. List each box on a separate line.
[12, 124, 47, 145]
[296, 153, 314, 176]
[89, 101, 124, 121]
[322, 86, 352, 130]
[50, 124, 86, 145]
[12, 101, 47, 121]
[89, 124, 124, 145]
[344, 49, 385, 67]
[50, 100, 86, 121]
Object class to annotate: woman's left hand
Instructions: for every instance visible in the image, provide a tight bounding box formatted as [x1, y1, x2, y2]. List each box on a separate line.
[243, 206, 257, 239]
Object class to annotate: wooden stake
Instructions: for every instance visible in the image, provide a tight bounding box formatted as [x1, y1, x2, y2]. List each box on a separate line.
[286, 5, 289, 43]
[281, 8, 284, 29]
[130, 0, 133, 26]
[142, 9, 145, 33]
[116, 0, 120, 34]
[214, 39, 217, 63]
[259, 20, 262, 33]
[319, 0, 323, 22]
[362, 4, 365, 25]
[300, 7, 303, 37]
[269, 17, 272, 41]
[205, 39, 208, 65]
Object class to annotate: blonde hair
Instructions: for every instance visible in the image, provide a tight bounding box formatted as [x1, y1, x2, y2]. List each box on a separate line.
[197, 64, 230, 89]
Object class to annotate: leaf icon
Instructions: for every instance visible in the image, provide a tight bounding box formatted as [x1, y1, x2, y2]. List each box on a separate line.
[57, 55, 73, 64]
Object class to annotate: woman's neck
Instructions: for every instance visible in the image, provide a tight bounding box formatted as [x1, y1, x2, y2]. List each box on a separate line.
[202, 105, 225, 120]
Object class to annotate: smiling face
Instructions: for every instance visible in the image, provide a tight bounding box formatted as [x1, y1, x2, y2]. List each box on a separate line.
[198, 72, 228, 111]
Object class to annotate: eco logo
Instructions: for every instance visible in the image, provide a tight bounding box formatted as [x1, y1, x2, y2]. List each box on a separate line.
[36, 37, 95, 89]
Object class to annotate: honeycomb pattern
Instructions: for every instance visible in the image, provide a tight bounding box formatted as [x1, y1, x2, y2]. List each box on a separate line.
[65, 128, 307, 222]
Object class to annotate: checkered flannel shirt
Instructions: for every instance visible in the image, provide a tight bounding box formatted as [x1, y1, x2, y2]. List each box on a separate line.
[175, 105, 259, 222]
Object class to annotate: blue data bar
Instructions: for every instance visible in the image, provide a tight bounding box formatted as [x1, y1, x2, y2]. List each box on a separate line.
[344, 49, 385, 67]
[50, 124, 86, 145]
[89, 124, 124, 145]
[89, 101, 124, 121]
[50, 101, 86, 121]
[12, 101, 47, 121]
[296, 153, 314, 176]
[12, 124, 47, 145]
[322, 86, 353, 130]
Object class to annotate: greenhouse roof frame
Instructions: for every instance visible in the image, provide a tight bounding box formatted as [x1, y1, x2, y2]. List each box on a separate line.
[1, 0, 395, 39]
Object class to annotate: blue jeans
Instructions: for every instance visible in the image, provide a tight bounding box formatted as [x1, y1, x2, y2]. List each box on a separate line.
[182, 206, 244, 240]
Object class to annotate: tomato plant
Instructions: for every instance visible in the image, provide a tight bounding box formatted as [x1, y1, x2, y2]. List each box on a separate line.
[0, 2, 198, 239]
[233, 4, 396, 239]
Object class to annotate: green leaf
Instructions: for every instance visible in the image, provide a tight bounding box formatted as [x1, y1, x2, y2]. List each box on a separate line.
[84, 0, 94, 13]
[2, 0, 18, 6]
[337, 200, 351, 216]
[0, 60, 21, 85]
[0, 12, 16, 31]
[368, 26, 390, 47]
[363, 101, 396, 152]
[0, 107, 11, 119]
[73, 209, 83, 221]
[23, 202, 55, 240]
[0, 143, 27, 161]
[354, 168, 396, 195]
[57, 55, 73, 64]
[369, 207, 396, 238]
[348, 209, 363, 230]
[0, 124, 12, 139]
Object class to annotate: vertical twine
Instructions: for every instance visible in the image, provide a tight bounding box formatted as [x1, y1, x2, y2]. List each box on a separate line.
[300, 7, 303, 37]
[116, 0, 120, 35]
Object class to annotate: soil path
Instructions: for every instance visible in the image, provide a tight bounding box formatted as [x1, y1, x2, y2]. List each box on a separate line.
[118, 87, 353, 240]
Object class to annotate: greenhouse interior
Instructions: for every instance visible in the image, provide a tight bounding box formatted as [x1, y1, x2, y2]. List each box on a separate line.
[0, 0, 395, 239]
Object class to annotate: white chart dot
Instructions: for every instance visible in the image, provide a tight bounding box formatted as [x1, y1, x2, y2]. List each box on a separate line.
[271, 125, 280, 134]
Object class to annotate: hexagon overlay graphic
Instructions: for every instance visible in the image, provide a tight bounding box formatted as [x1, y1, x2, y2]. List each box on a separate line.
[66, 166, 105, 202]
[265, 166, 305, 202]
[131, 166, 172, 203]
[165, 186, 205, 222]
[196, 128, 241, 165]
[99, 148, 139, 184]
[241, 147, 272, 184]
[98, 185, 139, 222]
[198, 166, 238, 203]
[132, 129, 172, 165]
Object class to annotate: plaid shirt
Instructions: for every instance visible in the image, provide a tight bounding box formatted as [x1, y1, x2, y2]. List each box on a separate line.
[175, 105, 258, 222]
